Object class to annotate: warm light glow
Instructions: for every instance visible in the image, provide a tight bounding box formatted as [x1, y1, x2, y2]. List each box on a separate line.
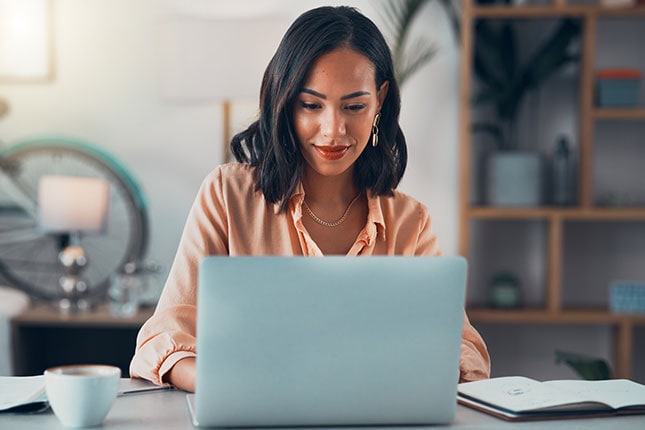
[0, 0, 51, 80]
[38, 175, 110, 233]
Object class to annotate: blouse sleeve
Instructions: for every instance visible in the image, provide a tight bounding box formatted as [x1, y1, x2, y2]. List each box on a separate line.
[416, 205, 491, 382]
[459, 314, 491, 382]
[129, 168, 229, 384]
[414, 204, 441, 256]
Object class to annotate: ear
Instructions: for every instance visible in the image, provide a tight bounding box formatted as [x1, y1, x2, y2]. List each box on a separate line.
[376, 81, 389, 111]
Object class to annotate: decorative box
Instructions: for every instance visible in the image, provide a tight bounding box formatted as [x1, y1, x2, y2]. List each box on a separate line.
[600, 0, 636, 6]
[595, 68, 641, 107]
[609, 281, 645, 314]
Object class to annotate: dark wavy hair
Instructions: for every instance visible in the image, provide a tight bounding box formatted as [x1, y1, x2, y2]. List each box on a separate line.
[230, 6, 407, 211]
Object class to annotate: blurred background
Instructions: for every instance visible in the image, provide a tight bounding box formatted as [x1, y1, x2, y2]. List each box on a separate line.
[0, 0, 459, 284]
[1, 0, 645, 384]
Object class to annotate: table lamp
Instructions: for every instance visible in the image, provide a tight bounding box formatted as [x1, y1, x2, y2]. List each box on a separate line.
[160, 16, 289, 162]
[38, 175, 110, 312]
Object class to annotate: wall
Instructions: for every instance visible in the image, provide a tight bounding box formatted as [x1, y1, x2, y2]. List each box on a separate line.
[0, 0, 460, 291]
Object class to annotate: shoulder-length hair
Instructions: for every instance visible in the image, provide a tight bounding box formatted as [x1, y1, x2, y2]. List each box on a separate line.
[230, 6, 407, 211]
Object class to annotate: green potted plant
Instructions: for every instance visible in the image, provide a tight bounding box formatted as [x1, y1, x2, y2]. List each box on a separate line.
[376, 0, 460, 87]
[555, 350, 612, 380]
[377, 1, 581, 206]
[471, 17, 581, 206]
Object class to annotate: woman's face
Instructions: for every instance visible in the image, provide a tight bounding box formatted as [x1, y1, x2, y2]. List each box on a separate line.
[293, 47, 388, 179]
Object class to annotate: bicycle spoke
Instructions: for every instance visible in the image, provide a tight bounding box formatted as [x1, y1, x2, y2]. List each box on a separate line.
[0, 139, 148, 301]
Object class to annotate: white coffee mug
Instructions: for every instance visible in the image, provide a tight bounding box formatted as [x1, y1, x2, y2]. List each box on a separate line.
[45, 364, 121, 428]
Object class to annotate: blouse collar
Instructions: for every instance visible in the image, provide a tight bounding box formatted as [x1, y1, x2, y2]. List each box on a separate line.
[285, 182, 386, 241]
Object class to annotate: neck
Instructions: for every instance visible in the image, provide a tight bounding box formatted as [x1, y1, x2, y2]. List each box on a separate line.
[302, 167, 358, 205]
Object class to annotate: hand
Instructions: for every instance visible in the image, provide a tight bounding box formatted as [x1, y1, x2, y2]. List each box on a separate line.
[165, 357, 196, 392]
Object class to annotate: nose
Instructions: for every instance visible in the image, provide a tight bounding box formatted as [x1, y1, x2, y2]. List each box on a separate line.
[321, 109, 346, 139]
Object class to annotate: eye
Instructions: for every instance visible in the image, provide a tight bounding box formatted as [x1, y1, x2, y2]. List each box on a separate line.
[346, 104, 366, 112]
[299, 101, 321, 110]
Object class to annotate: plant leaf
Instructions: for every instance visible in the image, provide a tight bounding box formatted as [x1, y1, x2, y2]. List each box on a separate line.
[473, 20, 508, 90]
[555, 350, 612, 380]
[471, 17, 581, 149]
[437, 0, 461, 44]
[397, 39, 437, 85]
[500, 23, 517, 84]
[472, 87, 503, 106]
[376, 0, 433, 86]
[522, 19, 581, 91]
[471, 122, 504, 149]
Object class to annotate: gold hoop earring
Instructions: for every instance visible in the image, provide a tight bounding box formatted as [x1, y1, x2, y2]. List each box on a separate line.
[371, 113, 380, 147]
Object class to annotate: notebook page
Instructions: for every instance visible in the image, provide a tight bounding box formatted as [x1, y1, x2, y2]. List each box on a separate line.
[544, 379, 645, 410]
[0, 375, 45, 411]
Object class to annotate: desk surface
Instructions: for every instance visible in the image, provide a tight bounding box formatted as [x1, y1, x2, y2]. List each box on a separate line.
[1, 386, 644, 429]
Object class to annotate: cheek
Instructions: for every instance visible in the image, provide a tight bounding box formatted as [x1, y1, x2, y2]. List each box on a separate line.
[293, 114, 315, 143]
[348, 116, 373, 143]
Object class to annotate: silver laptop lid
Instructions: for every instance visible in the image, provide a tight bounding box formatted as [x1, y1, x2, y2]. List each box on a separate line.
[193, 256, 467, 427]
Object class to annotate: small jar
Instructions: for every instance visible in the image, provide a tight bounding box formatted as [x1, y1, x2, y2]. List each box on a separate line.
[107, 262, 142, 318]
[488, 272, 522, 309]
[107, 260, 162, 317]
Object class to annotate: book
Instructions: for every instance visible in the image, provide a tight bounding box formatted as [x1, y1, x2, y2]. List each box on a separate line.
[458, 376, 645, 421]
[0, 376, 173, 413]
[0, 376, 47, 413]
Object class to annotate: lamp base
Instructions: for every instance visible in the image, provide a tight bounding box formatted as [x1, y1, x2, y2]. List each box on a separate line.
[56, 245, 93, 313]
[57, 296, 93, 313]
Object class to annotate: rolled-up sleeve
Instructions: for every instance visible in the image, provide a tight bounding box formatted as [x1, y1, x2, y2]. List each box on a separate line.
[413, 205, 490, 382]
[130, 169, 229, 384]
[459, 314, 491, 382]
[130, 306, 198, 384]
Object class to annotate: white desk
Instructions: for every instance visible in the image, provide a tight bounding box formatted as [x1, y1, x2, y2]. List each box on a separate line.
[1, 385, 644, 429]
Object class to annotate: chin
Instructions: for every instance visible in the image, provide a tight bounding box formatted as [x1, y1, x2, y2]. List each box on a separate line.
[307, 162, 354, 178]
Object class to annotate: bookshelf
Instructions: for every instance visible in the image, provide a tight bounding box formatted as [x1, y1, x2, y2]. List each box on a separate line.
[459, 0, 645, 380]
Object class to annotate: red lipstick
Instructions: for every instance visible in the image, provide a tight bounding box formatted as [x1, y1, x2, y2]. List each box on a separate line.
[314, 145, 349, 160]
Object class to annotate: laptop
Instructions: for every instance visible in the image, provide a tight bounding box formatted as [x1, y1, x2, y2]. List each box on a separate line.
[187, 256, 467, 427]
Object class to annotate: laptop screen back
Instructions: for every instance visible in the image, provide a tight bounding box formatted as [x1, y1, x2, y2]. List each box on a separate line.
[191, 256, 467, 427]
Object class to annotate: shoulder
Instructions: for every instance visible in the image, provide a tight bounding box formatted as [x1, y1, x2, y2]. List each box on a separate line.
[193, 163, 262, 211]
[377, 189, 429, 221]
[201, 163, 258, 195]
[375, 189, 440, 255]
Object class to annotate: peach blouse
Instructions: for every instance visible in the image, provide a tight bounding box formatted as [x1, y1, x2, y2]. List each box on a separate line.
[130, 163, 490, 384]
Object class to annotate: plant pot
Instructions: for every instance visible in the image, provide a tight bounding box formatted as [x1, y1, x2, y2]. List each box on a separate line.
[486, 151, 544, 207]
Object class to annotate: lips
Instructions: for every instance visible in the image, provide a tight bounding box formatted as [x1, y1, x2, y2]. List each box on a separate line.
[314, 145, 350, 161]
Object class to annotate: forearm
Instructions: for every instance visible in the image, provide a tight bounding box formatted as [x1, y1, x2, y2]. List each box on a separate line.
[164, 357, 197, 392]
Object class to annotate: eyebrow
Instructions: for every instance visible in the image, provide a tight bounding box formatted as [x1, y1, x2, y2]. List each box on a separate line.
[300, 88, 371, 100]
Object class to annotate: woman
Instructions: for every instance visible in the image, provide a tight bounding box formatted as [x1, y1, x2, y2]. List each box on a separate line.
[130, 6, 489, 392]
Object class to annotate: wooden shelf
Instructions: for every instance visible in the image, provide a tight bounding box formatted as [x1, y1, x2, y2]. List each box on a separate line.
[12, 304, 154, 328]
[460, 0, 645, 380]
[11, 304, 153, 376]
[468, 206, 645, 221]
[467, 308, 645, 325]
[593, 108, 645, 120]
[473, 5, 645, 18]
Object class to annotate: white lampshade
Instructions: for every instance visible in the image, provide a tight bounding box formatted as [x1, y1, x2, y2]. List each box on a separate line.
[38, 175, 110, 233]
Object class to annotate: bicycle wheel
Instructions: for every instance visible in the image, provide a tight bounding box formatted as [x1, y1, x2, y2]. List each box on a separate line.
[0, 136, 149, 301]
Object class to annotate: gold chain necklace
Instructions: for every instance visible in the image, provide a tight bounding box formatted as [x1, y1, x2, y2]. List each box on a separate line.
[302, 192, 361, 228]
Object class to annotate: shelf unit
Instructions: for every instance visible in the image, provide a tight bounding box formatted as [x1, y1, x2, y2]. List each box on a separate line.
[459, 1, 645, 379]
[11, 304, 153, 376]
